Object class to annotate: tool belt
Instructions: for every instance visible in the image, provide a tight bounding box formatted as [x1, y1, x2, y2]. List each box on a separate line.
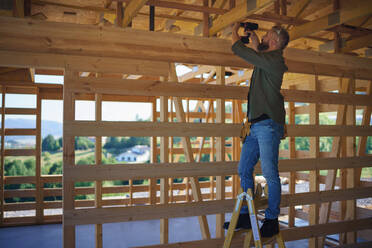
[240, 119, 288, 142]
[239, 119, 250, 143]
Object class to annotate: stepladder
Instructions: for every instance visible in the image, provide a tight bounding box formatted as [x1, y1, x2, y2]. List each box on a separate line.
[223, 185, 286, 248]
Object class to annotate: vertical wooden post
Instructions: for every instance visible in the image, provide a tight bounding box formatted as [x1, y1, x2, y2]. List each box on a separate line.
[169, 63, 210, 239]
[149, 98, 157, 205]
[216, 66, 225, 238]
[36, 88, 43, 223]
[0, 88, 5, 225]
[203, 0, 209, 37]
[159, 76, 169, 244]
[95, 92, 103, 248]
[344, 78, 356, 244]
[288, 85, 296, 227]
[280, 0, 287, 16]
[309, 76, 320, 248]
[116, 2, 123, 27]
[318, 77, 350, 247]
[355, 81, 371, 184]
[63, 69, 77, 248]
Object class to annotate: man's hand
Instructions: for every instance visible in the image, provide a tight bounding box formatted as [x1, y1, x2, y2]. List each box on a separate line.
[246, 30, 259, 52]
[232, 22, 240, 45]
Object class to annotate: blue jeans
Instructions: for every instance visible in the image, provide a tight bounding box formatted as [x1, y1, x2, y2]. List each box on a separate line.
[238, 118, 284, 219]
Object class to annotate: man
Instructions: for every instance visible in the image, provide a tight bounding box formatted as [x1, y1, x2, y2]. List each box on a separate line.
[223, 23, 289, 238]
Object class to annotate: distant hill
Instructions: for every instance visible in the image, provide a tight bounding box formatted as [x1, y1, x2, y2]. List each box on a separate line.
[4, 119, 62, 141]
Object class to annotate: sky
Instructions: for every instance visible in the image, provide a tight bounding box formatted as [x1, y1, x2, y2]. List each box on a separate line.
[3, 65, 197, 123]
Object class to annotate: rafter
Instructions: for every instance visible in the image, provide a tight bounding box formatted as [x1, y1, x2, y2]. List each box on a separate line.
[122, 0, 148, 27]
[289, 0, 372, 41]
[209, 0, 275, 36]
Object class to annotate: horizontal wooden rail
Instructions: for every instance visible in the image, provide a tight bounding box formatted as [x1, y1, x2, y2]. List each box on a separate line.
[63, 156, 372, 182]
[63, 186, 372, 225]
[2, 108, 37, 115]
[4, 149, 36, 156]
[1, 17, 372, 79]
[69, 77, 372, 106]
[64, 121, 372, 137]
[133, 218, 372, 248]
[4, 128, 36, 136]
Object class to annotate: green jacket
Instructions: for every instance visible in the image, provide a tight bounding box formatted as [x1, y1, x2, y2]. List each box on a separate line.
[232, 40, 287, 125]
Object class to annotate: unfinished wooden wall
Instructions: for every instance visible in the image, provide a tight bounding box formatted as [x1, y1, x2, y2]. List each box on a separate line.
[0, 16, 371, 248]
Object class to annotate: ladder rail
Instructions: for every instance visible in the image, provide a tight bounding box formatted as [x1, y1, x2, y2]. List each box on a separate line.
[223, 187, 286, 248]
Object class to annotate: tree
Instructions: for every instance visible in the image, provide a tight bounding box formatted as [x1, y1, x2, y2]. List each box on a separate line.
[41, 134, 60, 152]
[75, 137, 95, 150]
[42, 135, 60, 152]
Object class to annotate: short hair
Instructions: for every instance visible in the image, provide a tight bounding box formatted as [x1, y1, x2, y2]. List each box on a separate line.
[272, 26, 290, 50]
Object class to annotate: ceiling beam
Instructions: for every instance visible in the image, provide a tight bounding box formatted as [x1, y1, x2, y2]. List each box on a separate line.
[209, 0, 275, 36]
[122, 0, 148, 27]
[119, 0, 227, 15]
[341, 34, 372, 52]
[1, 16, 372, 80]
[289, 0, 372, 41]
[285, 0, 312, 29]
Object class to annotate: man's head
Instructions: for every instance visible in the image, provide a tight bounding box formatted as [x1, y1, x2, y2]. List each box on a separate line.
[257, 26, 289, 52]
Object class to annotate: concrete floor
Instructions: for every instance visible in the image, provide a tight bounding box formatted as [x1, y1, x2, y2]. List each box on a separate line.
[0, 214, 316, 248]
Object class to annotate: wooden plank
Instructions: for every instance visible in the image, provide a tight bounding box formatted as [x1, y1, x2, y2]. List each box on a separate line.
[150, 98, 157, 205]
[318, 77, 351, 247]
[4, 176, 36, 184]
[169, 63, 210, 240]
[1, 17, 372, 79]
[356, 82, 371, 184]
[4, 149, 36, 156]
[62, 70, 76, 248]
[95, 93, 103, 248]
[64, 121, 372, 138]
[215, 66, 225, 238]
[159, 75, 169, 244]
[308, 75, 320, 248]
[2, 108, 37, 115]
[289, 0, 372, 41]
[36, 89, 43, 224]
[0, 88, 5, 225]
[63, 187, 372, 226]
[132, 218, 372, 248]
[341, 34, 372, 53]
[4, 128, 36, 136]
[288, 85, 296, 228]
[63, 156, 372, 182]
[68, 77, 372, 106]
[209, 0, 274, 35]
[0, 50, 169, 76]
[122, 0, 148, 27]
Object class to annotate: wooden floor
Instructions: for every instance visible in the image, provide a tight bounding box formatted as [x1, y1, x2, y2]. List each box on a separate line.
[0, 214, 343, 248]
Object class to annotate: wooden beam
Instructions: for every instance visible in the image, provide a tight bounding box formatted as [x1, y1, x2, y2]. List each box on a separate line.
[318, 77, 351, 247]
[64, 121, 372, 138]
[62, 70, 76, 248]
[63, 156, 372, 182]
[341, 34, 372, 53]
[0, 50, 169, 76]
[63, 188, 372, 226]
[289, 0, 372, 41]
[70, 77, 372, 106]
[159, 75, 169, 244]
[1, 17, 372, 79]
[140, 0, 226, 14]
[132, 218, 372, 248]
[209, 0, 275, 36]
[94, 93, 103, 248]
[122, 0, 148, 27]
[285, 0, 312, 29]
[215, 66, 225, 238]
[169, 63, 210, 240]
